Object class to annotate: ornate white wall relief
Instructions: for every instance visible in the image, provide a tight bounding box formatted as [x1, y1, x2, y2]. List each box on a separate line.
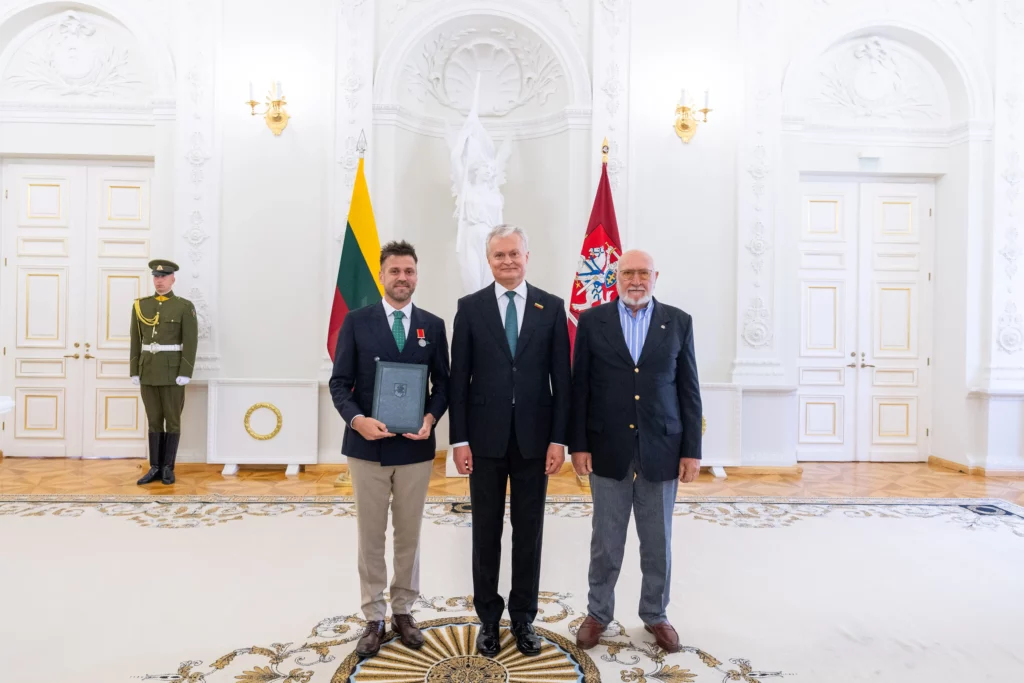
[400, 18, 568, 121]
[734, 0, 782, 378]
[592, 0, 630, 204]
[807, 36, 948, 124]
[336, 0, 374, 218]
[1, 10, 151, 101]
[175, 0, 221, 369]
[993, 7, 1024, 365]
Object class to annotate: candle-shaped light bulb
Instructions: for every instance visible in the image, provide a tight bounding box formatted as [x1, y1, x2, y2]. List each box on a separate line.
[276, 81, 283, 99]
[704, 90, 710, 110]
[249, 81, 254, 101]
[679, 88, 687, 107]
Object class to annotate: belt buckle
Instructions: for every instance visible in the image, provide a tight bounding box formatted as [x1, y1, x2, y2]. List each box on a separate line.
[145, 343, 157, 353]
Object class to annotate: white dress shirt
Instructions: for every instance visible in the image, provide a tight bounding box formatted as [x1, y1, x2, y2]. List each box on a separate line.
[451, 280, 563, 451]
[383, 298, 413, 339]
[349, 299, 414, 427]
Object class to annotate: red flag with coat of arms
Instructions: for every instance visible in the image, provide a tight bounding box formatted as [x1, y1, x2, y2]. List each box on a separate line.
[568, 141, 622, 355]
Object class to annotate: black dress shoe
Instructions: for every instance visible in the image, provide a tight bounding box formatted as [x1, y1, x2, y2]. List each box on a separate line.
[355, 620, 385, 658]
[137, 432, 163, 485]
[511, 621, 542, 656]
[476, 623, 500, 657]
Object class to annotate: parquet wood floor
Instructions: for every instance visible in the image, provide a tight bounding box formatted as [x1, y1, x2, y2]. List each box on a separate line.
[1, 456, 1023, 504]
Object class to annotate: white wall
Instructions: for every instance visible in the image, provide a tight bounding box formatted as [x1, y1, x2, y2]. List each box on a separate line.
[627, 0, 741, 383]
[217, 0, 335, 380]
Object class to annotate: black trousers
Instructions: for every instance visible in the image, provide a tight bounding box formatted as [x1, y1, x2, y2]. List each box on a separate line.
[469, 420, 547, 624]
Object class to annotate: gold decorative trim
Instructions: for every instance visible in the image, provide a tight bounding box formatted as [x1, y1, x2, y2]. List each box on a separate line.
[24, 272, 62, 341]
[26, 183, 62, 219]
[877, 402, 911, 438]
[881, 200, 913, 234]
[878, 287, 912, 351]
[106, 185, 143, 221]
[103, 394, 139, 432]
[805, 401, 837, 437]
[807, 199, 840, 234]
[244, 402, 283, 440]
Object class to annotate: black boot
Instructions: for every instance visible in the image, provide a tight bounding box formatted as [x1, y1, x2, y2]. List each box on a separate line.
[137, 432, 163, 484]
[161, 433, 180, 485]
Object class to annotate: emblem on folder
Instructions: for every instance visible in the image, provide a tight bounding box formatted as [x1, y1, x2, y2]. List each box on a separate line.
[394, 383, 408, 398]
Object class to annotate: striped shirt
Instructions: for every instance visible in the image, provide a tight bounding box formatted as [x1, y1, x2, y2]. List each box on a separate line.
[618, 297, 654, 364]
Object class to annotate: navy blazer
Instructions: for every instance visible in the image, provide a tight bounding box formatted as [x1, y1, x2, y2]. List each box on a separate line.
[449, 283, 571, 460]
[569, 298, 702, 481]
[329, 302, 449, 466]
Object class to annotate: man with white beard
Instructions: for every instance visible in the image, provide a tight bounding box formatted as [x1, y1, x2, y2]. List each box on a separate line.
[568, 249, 703, 654]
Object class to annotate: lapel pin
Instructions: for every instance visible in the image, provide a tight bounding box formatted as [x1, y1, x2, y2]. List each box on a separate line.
[534, 302, 544, 310]
[661, 324, 666, 329]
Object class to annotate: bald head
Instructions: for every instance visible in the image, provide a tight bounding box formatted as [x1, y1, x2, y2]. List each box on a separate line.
[616, 249, 658, 311]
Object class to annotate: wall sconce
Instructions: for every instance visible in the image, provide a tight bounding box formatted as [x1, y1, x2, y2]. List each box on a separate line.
[674, 88, 712, 144]
[246, 81, 290, 136]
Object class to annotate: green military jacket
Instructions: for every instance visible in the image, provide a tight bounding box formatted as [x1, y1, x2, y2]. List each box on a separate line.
[129, 291, 199, 385]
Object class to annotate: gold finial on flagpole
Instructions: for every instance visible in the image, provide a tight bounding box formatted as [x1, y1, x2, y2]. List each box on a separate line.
[357, 130, 367, 159]
[601, 137, 609, 164]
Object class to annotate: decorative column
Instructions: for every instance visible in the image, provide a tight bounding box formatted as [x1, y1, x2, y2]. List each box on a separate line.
[320, 0, 376, 376]
[175, 0, 222, 372]
[591, 0, 631, 228]
[732, 0, 783, 383]
[988, 5, 1024, 386]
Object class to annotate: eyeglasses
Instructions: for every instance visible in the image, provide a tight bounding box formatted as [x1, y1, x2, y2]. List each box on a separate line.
[618, 269, 653, 282]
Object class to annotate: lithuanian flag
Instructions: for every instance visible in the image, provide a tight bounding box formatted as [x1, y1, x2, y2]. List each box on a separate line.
[328, 156, 383, 361]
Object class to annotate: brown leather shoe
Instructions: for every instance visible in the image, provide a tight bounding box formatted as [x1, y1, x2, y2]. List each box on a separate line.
[575, 615, 606, 650]
[355, 620, 385, 657]
[644, 621, 681, 653]
[391, 613, 425, 649]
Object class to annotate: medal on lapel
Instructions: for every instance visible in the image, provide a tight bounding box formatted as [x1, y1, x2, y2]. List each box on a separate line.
[417, 328, 427, 347]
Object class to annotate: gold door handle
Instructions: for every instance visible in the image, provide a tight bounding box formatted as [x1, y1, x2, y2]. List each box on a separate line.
[861, 362, 875, 368]
[846, 363, 857, 368]
[63, 353, 79, 359]
[84, 353, 95, 360]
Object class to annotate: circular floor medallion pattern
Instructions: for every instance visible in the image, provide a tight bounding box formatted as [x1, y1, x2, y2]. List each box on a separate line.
[333, 618, 600, 682]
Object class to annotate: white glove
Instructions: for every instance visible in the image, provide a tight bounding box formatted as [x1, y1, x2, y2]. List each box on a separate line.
[131, 376, 140, 386]
[175, 376, 190, 386]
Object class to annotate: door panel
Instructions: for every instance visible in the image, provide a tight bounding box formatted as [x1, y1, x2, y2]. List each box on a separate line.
[797, 182, 858, 461]
[1, 162, 152, 459]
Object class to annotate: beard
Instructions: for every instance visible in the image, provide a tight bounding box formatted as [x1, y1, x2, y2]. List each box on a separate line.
[618, 282, 654, 307]
[386, 283, 413, 302]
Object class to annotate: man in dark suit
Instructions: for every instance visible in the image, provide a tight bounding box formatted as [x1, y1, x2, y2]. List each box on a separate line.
[569, 249, 702, 654]
[329, 241, 449, 658]
[449, 224, 571, 657]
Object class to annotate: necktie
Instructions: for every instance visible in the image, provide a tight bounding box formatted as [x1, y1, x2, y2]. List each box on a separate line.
[504, 291, 518, 356]
[392, 310, 406, 352]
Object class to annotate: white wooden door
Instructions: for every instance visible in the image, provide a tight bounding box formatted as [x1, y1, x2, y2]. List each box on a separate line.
[856, 183, 933, 461]
[0, 161, 152, 458]
[797, 180, 933, 461]
[797, 182, 859, 460]
[1, 164, 87, 456]
[81, 166, 152, 458]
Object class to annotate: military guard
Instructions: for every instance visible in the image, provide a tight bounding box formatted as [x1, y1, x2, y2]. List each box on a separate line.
[130, 259, 198, 485]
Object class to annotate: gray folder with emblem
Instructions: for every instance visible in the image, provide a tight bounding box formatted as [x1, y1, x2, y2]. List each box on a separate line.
[371, 361, 428, 434]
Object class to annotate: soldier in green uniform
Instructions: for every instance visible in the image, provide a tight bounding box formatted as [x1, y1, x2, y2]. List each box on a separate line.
[130, 259, 198, 485]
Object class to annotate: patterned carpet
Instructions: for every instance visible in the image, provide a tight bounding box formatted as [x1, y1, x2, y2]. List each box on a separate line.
[2, 495, 1023, 682]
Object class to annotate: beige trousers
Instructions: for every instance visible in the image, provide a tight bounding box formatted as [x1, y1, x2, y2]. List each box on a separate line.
[347, 457, 433, 621]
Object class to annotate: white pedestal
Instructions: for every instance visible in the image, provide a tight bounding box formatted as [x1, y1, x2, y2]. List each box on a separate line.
[221, 464, 239, 476]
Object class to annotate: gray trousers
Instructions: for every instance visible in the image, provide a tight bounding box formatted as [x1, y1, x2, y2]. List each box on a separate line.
[347, 457, 433, 621]
[587, 452, 678, 626]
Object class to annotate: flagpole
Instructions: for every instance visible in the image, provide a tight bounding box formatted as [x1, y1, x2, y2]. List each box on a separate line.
[334, 130, 369, 489]
[577, 138, 611, 493]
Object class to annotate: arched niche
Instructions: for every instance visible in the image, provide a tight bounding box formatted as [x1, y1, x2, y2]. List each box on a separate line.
[368, 1, 592, 332]
[0, 2, 175, 103]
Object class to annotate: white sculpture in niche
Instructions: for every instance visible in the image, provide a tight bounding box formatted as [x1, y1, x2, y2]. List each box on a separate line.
[449, 75, 512, 294]
[406, 27, 563, 116]
[5, 11, 143, 98]
[811, 37, 943, 121]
